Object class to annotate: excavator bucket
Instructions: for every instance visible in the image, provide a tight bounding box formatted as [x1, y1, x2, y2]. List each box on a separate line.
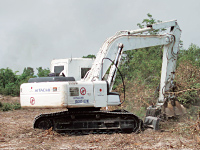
[164, 100, 186, 117]
[144, 100, 186, 130]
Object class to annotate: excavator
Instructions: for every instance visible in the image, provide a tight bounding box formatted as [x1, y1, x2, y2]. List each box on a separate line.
[20, 20, 185, 134]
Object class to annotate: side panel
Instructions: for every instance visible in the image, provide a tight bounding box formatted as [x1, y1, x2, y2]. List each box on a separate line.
[93, 81, 107, 107]
[67, 81, 107, 108]
[20, 82, 68, 108]
[67, 81, 94, 108]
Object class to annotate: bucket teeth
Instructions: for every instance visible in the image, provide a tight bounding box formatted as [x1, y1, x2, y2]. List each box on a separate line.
[175, 101, 186, 115]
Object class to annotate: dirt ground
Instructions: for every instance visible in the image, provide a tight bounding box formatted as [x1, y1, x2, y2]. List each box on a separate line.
[0, 96, 200, 149]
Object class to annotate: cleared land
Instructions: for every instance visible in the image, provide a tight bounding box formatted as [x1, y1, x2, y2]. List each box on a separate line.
[0, 96, 200, 149]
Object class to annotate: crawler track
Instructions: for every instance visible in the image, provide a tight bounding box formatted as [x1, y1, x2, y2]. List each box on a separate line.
[34, 109, 144, 134]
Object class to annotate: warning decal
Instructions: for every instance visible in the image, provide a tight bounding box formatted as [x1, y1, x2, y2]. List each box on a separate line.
[80, 87, 86, 95]
[30, 97, 35, 105]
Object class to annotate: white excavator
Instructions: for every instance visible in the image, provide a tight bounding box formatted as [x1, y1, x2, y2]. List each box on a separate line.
[20, 20, 184, 133]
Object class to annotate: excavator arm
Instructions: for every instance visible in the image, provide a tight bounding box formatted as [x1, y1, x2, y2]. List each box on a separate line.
[84, 20, 183, 129]
[84, 20, 181, 101]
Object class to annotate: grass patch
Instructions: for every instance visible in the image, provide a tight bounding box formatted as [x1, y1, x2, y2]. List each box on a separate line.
[0, 101, 21, 111]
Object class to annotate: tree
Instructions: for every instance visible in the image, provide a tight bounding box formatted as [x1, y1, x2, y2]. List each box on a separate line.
[23, 67, 34, 76]
[114, 14, 164, 88]
[0, 68, 17, 88]
[178, 43, 200, 67]
[0, 68, 19, 96]
[37, 67, 50, 77]
[137, 13, 166, 35]
[19, 67, 35, 81]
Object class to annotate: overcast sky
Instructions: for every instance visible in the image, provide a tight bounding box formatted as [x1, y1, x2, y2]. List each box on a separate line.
[0, 0, 199, 73]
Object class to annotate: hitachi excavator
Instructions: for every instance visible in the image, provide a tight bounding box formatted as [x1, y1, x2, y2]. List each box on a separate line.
[20, 20, 185, 133]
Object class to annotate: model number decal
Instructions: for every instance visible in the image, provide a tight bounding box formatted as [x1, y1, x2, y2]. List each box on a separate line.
[73, 96, 84, 99]
[73, 97, 89, 104]
[75, 100, 89, 104]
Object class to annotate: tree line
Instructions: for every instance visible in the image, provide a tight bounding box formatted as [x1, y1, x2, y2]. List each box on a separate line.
[0, 67, 50, 96]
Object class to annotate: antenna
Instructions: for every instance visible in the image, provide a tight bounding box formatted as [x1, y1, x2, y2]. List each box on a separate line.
[70, 54, 72, 63]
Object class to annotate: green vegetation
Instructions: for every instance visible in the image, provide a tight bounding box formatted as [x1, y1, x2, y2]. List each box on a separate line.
[82, 54, 96, 59]
[37, 67, 50, 77]
[114, 14, 165, 89]
[0, 101, 21, 111]
[0, 67, 50, 96]
[114, 45, 163, 89]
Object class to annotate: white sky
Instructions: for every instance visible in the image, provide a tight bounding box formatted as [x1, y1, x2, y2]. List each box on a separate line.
[0, 0, 199, 73]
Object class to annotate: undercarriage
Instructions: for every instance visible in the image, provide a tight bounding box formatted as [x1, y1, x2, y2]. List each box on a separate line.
[34, 109, 144, 134]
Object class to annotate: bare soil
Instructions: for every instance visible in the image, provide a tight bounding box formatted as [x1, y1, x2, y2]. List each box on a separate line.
[0, 96, 200, 149]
